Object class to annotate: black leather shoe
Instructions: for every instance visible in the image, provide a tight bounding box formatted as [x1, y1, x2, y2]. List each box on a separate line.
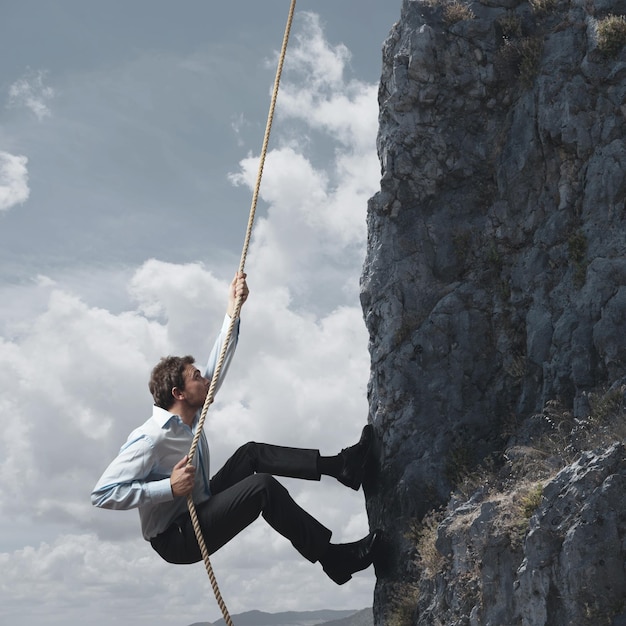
[321, 529, 381, 585]
[337, 424, 373, 490]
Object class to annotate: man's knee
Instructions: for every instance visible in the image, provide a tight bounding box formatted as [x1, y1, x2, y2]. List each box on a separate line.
[252, 471, 277, 489]
[237, 441, 260, 463]
[251, 472, 287, 502]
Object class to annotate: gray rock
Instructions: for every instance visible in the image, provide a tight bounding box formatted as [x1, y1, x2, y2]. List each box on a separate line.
[516, 444, 626, 626]
[362, 0, 626, 623]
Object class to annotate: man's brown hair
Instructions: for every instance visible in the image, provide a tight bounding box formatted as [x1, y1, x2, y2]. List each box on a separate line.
[149, 355, 196, 410]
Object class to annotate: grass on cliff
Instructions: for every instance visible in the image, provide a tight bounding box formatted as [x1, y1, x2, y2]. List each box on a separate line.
[443, 1, 475, 24]
[597, 14, 626, 58]
[568, 228, 588, 288]
[413, 509, 447, 580]
[450, 384, 626, 497]
[497, 36, 543, 87]
[411, 383, 626, 601]
[537, 386, 626, 464]
[529, 0, 558, 15]
[421, 0, 475, 24]
[386, 581, 421, 626]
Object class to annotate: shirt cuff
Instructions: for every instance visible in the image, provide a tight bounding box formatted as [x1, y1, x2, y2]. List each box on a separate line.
[223, 313, 240, 329]
[145, 478, 174, 504]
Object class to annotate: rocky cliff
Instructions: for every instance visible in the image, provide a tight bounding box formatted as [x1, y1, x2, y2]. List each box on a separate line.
[361, 0, 626, 624]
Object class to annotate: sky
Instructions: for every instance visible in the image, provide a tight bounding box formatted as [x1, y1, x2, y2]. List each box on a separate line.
[0, 1, 401, 624]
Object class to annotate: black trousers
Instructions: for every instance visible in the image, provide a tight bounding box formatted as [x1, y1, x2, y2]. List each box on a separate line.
[150, 442, 333, 565]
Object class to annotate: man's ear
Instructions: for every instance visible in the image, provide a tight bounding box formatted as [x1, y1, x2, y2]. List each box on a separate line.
[171, 386, 185, 401]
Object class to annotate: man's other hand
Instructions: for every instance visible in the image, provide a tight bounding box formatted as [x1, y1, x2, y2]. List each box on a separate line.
[170, 455, 196, 497]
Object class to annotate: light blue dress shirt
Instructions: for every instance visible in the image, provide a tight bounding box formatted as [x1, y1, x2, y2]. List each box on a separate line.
[91, 314, 239, 540]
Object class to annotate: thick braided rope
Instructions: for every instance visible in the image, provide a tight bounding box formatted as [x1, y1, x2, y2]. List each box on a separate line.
[185, 2, 297, 625]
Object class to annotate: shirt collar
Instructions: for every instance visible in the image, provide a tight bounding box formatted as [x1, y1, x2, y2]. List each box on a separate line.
[151, 405, 199, 429]
[152, 405, 180, 428]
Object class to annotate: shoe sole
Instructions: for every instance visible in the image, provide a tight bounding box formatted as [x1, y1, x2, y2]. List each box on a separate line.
[347, 425, 373, 490]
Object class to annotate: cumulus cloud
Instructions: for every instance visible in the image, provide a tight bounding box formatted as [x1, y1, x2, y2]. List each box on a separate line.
[231, 112, 250, 147]
[0, 262, 373, 622]
[0, 10, 380, 624]
[7, 69, 55, 120]
[0, 534, 209, 626]
[0, 289, 164, 524]
[0, 151, 29, 212]
[278, 12, 379, 151]
[128, 259, 234, 344]
[229, 12, 379, 311]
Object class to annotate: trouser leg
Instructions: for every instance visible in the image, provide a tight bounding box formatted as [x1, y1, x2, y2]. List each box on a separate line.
[150, 473, 331, 565]
[150, 442, 329, 565]
[209, 441, 321, 494]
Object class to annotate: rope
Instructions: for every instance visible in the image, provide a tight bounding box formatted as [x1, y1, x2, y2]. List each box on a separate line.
[185, 2, 297, 624]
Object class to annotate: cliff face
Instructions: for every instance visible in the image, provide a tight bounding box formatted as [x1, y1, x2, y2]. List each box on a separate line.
[361, 0, 626, 623]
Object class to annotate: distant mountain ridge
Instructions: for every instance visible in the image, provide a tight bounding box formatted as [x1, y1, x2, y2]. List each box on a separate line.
[189, 607, 372, 626]
[317, 608, 373, 626]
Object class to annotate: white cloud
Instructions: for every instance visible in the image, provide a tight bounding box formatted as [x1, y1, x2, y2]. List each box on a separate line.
[0, 534, 209, 626]
[278, 13, 379, 151]
[0, 262, 374, 622]
[0, 522, 374, 625]
[0, 9, 381, 624]
[7, 69, 55, 121]
[0, 151, 29, 212]
[280, 12, 352, 91]
[128, 259, 234, 345]
[0, 288, 164, 525]
[231, 112, 250, 147]
[229, 13, 380, 311]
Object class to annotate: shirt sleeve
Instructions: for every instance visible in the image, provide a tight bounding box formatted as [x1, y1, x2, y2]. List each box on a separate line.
[204, 313, 240, 393]
[91, 434, 173, 510]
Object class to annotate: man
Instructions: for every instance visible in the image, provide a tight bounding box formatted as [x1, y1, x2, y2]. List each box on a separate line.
[92, 272, 379, 585]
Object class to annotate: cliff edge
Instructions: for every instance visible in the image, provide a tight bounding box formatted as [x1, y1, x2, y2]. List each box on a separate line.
[361, 0, 626, 623]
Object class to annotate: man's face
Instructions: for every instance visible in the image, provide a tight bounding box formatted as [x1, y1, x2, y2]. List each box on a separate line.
[180, 364, 210, 410]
